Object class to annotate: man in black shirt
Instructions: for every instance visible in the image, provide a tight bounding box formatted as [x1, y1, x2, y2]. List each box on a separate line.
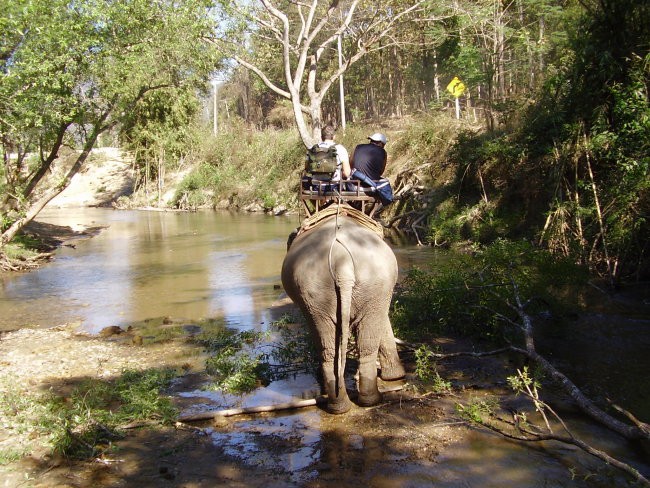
[350, 132, 388, 182]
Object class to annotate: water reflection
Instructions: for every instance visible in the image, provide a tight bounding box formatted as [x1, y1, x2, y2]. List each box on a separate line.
[0, 208, 437, 334]
[208, 410, 323, 484]
[0, 208, 302, 333]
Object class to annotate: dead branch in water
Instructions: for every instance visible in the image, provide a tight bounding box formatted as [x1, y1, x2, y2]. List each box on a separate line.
[415, 272, 650, 442]
[0, 252, 53, 272]
[457, 386, 650, 487]
[402, 265, 650, 484]
[178, 397, 327, 422]
[178, 382, 409, 422]
[503, 274, 650, 442]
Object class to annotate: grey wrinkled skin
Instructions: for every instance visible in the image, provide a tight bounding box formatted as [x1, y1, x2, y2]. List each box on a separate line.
[281, 215, 405, 414]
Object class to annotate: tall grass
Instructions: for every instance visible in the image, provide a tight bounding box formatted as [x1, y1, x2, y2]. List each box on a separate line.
[173, 122, 304, 210]
[171, 120, 442, 211]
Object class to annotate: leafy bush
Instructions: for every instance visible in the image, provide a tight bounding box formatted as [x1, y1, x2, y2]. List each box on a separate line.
[0, 368, 178, 459]
[414, 345, 452, 393]
[196, 328, 271, 394]
[392, 240, 587, 343]
[205, 347, 264, 393]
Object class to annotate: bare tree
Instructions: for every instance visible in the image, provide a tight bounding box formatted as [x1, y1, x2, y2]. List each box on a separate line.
[211, 0, 431, 147]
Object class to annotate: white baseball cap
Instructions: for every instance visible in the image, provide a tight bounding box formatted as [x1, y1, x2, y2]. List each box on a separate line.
[368, 132, 387, 144]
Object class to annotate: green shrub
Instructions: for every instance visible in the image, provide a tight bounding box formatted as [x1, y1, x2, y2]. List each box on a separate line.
[414, 345, 452, 393]
[392, 240, 587, 343]
[204, 347, 263, 393]
[0, 368, 178, 460]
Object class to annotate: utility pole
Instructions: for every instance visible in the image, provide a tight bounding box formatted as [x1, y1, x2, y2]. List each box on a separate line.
[211, 80, 219, 136]
[337, 33, 346, 130]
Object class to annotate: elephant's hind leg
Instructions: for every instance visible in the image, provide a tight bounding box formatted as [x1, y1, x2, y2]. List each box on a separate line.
[378, 317, 406, 380]
[357, 355, 381, 406]
[322, 360, 353, 414]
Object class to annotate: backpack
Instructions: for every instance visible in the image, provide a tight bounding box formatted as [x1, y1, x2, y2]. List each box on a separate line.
[305, 144, 339, 176]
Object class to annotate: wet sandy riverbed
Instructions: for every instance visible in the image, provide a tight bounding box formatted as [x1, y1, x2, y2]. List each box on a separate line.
[1, 315, 647, 488]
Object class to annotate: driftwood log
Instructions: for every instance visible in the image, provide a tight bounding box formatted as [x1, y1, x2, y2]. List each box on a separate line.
[177, 379, 408, 422]
[178, 396, 327, 422]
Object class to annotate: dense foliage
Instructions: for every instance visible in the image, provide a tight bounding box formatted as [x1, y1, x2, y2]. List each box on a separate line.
[436, 0, 650, 281]
[0, 0, 219, 247]
[204, 0, 647, 279]
[391, 239, 587, 343]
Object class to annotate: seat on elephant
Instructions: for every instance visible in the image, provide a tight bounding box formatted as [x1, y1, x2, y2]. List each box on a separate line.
[300, 175, 383, 218]
[296, 203, 384, 240]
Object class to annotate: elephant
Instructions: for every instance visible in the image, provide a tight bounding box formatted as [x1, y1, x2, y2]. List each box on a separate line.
[281, 209, 406, 414]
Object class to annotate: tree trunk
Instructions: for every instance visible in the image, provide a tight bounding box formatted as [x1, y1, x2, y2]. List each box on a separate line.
[23, 122, 71, 199]
[0, 117, 109, 248]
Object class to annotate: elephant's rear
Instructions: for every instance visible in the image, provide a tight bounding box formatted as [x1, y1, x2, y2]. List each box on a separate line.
[280, 216, 395, 307]
[280, 214, 404, 413]
[280, 218, 339, 309]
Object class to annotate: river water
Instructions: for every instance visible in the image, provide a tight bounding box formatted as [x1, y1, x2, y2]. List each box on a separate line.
[0, 207, 433, 333]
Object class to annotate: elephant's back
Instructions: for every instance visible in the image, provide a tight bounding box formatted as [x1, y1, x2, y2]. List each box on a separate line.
[286, 215, 388, 256]
[281, 215, 397, 285]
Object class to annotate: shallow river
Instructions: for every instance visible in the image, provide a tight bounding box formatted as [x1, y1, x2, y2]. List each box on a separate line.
[0, 207, 431, 333]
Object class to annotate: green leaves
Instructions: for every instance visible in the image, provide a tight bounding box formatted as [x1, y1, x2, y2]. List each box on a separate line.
[392, 240, 586, 343]
[0, 368, 178, 459]
[1, 0, 223, 239]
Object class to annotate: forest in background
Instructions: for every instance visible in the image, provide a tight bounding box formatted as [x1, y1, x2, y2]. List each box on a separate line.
[1, 0, 649, 283]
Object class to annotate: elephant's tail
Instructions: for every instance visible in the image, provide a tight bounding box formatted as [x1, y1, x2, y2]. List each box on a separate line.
[327, 207, 356, 400]
[329, 232, 355, 401]
[333, 274, 353, 399]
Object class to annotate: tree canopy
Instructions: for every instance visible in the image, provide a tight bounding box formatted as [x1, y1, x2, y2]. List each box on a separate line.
[210, 0, 434, 146]
[0, 0, 220, 245]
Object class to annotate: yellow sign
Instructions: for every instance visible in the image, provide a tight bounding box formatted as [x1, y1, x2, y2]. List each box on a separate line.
[446, 76, 466, 98]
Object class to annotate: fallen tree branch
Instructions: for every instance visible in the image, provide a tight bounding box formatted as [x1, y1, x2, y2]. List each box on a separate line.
[611, 402, 650, 436]
[383, 209, 421, 228]
[395, 337, 511, 360]
[408, 336, 650, 442]
[458, 366, 650, 487]
[509, 344, 650, 441]
[178, 396, 327, 422]
[498, 269, 650, 442]
[465, 410, 650, 487]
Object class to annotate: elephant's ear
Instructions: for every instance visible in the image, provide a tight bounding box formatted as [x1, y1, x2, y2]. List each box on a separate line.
[287, 228, 299, 250]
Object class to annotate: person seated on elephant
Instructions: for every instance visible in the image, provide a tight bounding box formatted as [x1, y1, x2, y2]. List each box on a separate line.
[349, 132, 388, 183]
[326, 125, 351, 181]
[309, 125, 351, 185]
[348, 132, 394, 209]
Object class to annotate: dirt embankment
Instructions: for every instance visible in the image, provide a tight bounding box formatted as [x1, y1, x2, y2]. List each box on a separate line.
[46, 147, 136, 209]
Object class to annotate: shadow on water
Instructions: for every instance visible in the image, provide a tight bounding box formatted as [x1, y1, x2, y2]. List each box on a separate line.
[536, 285, 650, 422]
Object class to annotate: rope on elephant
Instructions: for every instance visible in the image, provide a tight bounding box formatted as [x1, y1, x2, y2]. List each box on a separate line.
[298, 203, 384, 239]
